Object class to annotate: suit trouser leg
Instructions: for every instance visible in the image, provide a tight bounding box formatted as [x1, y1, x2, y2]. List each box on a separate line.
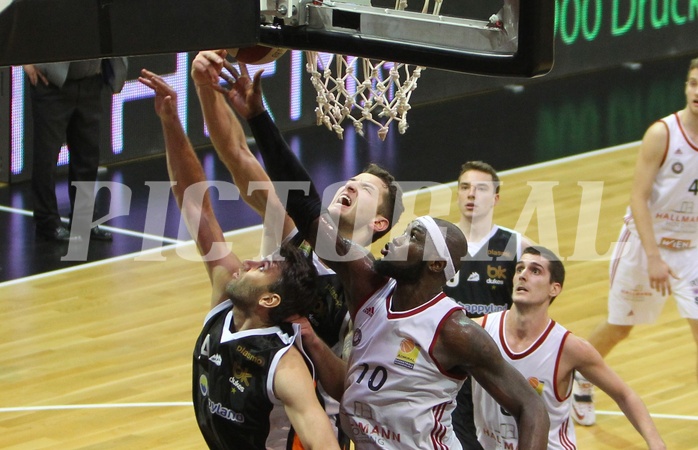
[65, 75, 104, 228]
[29, 81, 74, 231]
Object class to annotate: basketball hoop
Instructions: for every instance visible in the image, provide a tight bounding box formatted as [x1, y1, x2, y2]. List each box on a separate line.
[305, 0, 447, 140]
[306, 52, 422, 140]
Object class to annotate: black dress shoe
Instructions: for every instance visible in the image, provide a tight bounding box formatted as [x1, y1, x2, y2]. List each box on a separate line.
[90, 226, 113, 242]
[36, 225, 72, 242]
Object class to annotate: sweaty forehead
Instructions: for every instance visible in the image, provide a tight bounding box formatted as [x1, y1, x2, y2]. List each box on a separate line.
[353, 172, 388, 190]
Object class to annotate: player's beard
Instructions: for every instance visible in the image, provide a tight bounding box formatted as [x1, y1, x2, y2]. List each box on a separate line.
[226, 278, 265, 307]
[373, 258, 425, 283]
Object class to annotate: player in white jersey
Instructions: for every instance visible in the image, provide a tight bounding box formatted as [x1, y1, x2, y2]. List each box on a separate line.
[283, 212, 550, 447]
[472, 246, 665, 450]
[340, 278, 466, 448]
[473, 311, 574, 450]
[574, 57, 698, 426]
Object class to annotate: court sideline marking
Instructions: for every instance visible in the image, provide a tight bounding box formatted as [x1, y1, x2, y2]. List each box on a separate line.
[0, 403, 695, 424]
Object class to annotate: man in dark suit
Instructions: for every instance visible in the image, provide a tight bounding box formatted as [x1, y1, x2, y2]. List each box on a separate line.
[23, 57, 128, 242]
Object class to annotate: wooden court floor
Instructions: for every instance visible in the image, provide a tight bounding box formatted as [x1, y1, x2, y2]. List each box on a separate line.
[1, 143, 697, 449]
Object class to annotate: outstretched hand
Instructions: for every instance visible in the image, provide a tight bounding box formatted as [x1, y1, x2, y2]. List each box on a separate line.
[191, 50, 228, 88]
[138, 69, 179, 119]
[216, 61, 266, 120]
[190, 50, 266, 120]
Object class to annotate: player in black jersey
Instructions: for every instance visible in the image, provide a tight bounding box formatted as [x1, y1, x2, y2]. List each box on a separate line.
[139, 70, 340, 450]
[189, 50, 404, 446]
[443, 161, 532, 450]
[190, 50, 404, 352]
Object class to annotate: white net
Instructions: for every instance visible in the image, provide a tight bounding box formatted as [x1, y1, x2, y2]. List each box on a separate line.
[306, 53, 422, 140]
[305, 0, 446, 140]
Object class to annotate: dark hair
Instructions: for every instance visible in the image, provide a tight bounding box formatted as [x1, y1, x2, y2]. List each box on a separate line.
[267, 242, 319, 324]
[459, 161, 501, 194]
[363, 163, 404, 241]
[522, 246, 565, 304]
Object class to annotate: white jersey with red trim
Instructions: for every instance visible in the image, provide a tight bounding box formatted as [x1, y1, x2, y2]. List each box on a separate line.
[625, 112, 698, 250]
[473, 311, 576, 450]
[339, 278, 467, 449]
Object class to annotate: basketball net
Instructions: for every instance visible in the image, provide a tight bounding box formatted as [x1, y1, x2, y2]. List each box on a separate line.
[305, 0, 444, 140]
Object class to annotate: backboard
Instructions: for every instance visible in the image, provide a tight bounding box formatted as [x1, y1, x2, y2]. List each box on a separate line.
[1, 0, 552, 77]
[259, 0, 554, 77]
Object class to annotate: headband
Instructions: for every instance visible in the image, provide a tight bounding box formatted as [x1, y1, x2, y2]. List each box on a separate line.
[416, 216, 457, 280]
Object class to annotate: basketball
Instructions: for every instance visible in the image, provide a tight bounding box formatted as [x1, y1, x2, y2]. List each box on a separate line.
[227, 45, 287, 65]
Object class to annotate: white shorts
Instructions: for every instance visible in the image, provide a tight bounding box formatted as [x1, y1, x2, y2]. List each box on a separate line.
[608, 225, 698, 325]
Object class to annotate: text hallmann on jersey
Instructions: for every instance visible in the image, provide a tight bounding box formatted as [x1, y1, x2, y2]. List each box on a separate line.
[656, 212, 697, 222]
[348, 419, 401, 445]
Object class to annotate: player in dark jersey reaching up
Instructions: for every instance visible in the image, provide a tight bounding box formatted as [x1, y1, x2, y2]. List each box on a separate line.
[190, 49, 404, 352]
[190, 50, 404, 446]
[139, 69, 339, 450]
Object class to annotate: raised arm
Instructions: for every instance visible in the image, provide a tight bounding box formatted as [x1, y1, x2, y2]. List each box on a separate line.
[630, 121, 678, 295]
[567, 336, 666, 449]
[274, 346, 341, 450]
[139, 69, 240, 307]
[437, 312, 550, 450]
[191, 50, 295, 247]
[222, 67, 385, 314]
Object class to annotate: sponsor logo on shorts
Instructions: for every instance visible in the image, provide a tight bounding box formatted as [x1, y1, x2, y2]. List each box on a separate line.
[620, 285, 653, 300]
